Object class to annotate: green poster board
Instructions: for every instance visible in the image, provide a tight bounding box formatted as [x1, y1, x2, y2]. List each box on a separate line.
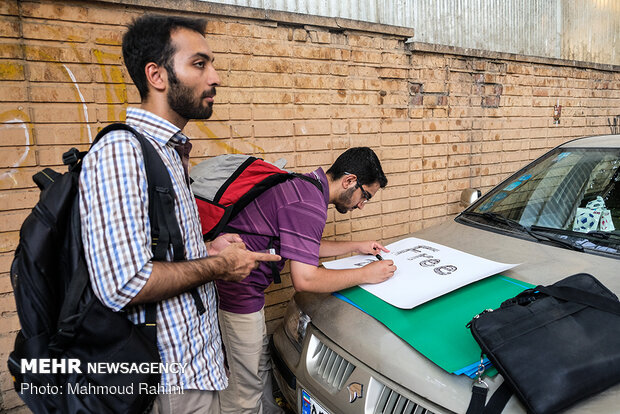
[337, 275, 534, 375]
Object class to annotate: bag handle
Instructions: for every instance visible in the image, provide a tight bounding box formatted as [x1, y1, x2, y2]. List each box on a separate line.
[536, 284, 620, 316]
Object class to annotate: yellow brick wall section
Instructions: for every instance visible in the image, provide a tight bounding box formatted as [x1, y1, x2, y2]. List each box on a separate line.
[0, 0, 619, 411]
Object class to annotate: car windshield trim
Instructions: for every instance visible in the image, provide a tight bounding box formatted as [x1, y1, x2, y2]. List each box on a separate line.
[585, 230, 620, 241]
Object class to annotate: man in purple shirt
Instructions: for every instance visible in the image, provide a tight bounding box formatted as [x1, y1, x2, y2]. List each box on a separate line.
[216, 147, 396, 413]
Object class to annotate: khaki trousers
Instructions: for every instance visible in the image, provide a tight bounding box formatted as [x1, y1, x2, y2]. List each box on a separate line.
[218, 308, 284, 414]
[150, 389, 220, 414]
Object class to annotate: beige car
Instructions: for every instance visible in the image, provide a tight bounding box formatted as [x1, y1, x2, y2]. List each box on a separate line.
[271, 135, 620, 414]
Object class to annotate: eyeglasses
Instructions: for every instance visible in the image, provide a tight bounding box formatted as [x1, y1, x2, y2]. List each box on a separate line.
[344, 172, 372, 205]
[355, 182, 372, 203]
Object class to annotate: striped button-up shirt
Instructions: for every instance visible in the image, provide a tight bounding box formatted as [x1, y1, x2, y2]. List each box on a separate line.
[79, 107, 226, 390]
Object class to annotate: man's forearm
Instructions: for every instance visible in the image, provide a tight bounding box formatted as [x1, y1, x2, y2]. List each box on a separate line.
[128, 256, 225, 305]
[127, 242, 280, 306]
[292, 265, 367, 293]
[290, 259, 396, 293]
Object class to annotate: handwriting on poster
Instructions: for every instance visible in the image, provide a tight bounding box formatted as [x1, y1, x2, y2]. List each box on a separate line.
[354, 245, 457, 275]
[324, 237, 518, 309]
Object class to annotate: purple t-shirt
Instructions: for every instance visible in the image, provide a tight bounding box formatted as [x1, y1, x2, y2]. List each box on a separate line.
[216, 168, 329, 314]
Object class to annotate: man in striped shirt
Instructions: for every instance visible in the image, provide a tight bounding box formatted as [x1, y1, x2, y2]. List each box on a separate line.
[216, 147, 396, 413]
[79, 15, 279, 414]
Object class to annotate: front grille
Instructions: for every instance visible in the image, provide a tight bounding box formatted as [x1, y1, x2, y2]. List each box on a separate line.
[308, 339, 355, 391]
[374, 384, 435, 414]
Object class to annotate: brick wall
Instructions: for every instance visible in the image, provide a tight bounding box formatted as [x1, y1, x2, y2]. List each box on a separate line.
[1, 0, 619, 411]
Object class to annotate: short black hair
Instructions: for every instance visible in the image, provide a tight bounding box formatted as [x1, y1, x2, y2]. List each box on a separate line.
[326, 147, 388, 188]
[122, 14, 207, 100]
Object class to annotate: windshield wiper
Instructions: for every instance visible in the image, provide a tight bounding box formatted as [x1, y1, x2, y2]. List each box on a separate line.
[462, 212, 584, 252]
[528, 225, 586, 251]
[480, 212, 528, 232]
[465, 212, 535, 235]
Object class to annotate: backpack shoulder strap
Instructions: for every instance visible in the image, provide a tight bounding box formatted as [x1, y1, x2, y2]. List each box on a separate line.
[93, 123, 206, 315]
[94, 123, 183, 259]
[291, 172, 323, 192]
[223, 225, 283, 284]
[222, 172, 322, 285]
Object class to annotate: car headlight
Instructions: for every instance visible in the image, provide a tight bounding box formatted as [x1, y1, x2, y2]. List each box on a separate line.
[283, 298, 311, 351]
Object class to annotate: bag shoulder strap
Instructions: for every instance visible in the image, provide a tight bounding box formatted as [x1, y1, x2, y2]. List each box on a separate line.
[93, 124, 205, 315]
[94, 124, 183, 259]
[220, 173, 321, 285]
[222, 225, 282, 284]
[466, 382, 513, 414]
[536, 284, 620, 316]
[291, 172, 323, 192]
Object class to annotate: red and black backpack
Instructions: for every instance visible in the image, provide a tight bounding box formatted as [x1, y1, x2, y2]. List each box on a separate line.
[190, 154, 322, 282]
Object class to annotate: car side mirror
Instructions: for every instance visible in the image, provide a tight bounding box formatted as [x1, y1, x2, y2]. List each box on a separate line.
[460, 188, 482, 209]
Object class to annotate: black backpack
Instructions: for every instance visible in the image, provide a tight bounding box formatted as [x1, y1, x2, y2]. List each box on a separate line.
[7, 124, 193, 413]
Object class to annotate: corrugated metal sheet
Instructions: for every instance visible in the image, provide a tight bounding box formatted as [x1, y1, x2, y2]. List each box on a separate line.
[199, 0, 619, 65]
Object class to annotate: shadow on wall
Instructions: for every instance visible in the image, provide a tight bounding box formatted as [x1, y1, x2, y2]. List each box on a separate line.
[609, 115, 620, 134]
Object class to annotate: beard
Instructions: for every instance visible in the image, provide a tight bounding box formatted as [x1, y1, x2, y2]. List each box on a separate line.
[334, 186, 357, 214]
[167, 71, 215, 120]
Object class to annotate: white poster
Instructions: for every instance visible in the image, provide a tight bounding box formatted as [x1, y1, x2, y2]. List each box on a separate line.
[323, 237, 518, 309]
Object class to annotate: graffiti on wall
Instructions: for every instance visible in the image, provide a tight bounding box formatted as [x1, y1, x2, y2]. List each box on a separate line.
[63, 64, 93, 143]
[1, 47, 261, 186]
[0, 111, 32, 185]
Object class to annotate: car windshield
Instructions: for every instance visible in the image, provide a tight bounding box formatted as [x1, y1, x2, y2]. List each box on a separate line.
[460, 147, 620, 255]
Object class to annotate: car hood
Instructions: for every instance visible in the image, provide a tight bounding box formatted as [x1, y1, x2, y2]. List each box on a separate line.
[296, 219, 620, 413]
